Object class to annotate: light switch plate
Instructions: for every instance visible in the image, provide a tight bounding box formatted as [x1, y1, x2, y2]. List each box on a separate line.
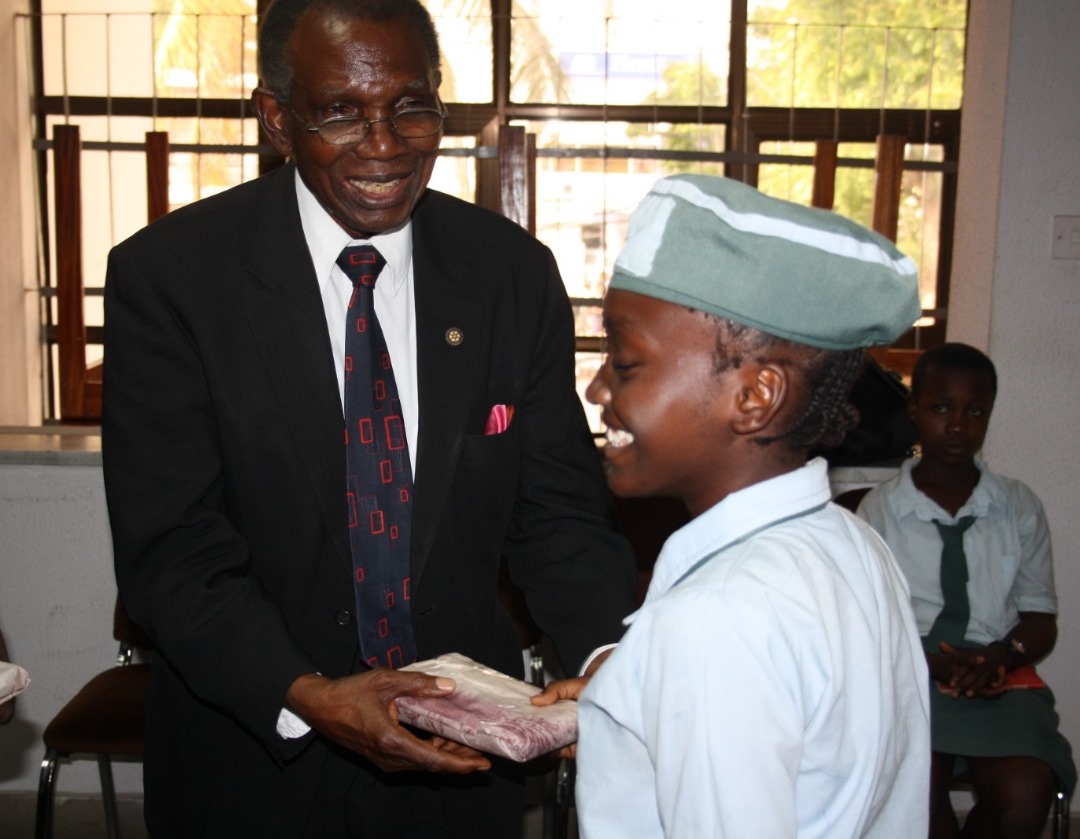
[1052, 215, 1080, 260]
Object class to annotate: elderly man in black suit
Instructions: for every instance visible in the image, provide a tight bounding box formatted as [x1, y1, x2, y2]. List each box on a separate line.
[102, 0, 635, 835]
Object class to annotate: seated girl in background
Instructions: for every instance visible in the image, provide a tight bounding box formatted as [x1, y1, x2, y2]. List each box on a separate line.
[858, 343, 1075, 839]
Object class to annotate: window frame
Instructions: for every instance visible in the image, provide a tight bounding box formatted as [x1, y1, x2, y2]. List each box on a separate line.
[29, 0, 963, 421]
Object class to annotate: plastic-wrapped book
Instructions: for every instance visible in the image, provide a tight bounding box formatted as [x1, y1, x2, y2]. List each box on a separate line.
[395, 652, 577, 762]
[0, 660, 30, 706]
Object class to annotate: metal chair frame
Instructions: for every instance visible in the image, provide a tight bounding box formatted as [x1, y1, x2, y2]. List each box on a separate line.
[34, 599, 151, 839]
[35, 637, 136, 839]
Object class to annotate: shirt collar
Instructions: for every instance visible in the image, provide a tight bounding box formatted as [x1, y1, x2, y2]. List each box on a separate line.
[642, 458, 834, 608]
[294, 169, 412, 296]
[895, 456, 1003, 523]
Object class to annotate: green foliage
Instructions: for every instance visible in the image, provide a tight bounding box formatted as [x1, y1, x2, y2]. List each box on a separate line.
[746, 0, 967, 109]
[639, 0, 963, 304]
[627, 62, 727, 173]
[747, 0, 966, 29]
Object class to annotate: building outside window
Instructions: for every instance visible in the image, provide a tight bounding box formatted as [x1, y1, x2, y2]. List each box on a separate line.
[25, 0, 967, 426]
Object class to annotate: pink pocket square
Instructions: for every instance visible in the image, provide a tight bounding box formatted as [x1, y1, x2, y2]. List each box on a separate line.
[484, 404, 515, 436]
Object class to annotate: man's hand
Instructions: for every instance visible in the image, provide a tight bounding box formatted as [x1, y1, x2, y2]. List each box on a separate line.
[285, 670, 491, 774]
[428, 736, 490, 763]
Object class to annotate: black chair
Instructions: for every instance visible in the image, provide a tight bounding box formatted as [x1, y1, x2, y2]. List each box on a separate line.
[35, 596, 152, 839]
[498, 562, 577, 839]
[1051, 785, 1070, 839]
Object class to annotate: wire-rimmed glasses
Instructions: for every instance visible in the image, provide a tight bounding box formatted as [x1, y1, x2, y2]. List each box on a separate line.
[290, 107, 448, 145]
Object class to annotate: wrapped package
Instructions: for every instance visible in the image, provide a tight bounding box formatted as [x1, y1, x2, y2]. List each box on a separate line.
[0, 661, 30, 706]
[396, 653, 577, 762]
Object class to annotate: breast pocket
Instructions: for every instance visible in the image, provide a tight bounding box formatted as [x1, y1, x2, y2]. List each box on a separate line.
[974, 549, 1022, 634]
[457, 424, 522, 502]
[435, 426, 524, 571]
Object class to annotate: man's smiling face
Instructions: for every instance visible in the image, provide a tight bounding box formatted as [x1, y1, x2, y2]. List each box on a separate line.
[263, 11, 443, 238]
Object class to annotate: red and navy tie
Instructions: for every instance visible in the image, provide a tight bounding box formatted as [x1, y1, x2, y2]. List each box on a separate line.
[338, 244, 416, 669]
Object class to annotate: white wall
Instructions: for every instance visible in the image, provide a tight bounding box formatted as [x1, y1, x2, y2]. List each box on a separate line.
[951, 0, 1080, 771]
[0, 0, 42, 426]
[0, 461, 142, 796]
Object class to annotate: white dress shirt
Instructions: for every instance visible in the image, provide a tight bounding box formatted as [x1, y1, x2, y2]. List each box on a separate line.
[577, 459, 931, 838]
[857, 457, 1057, 646]
[296, 170, 419, 472]
[277, 173, 421, 738]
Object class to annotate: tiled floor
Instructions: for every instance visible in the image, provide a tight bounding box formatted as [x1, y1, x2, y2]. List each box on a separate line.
[1, 790, 1073, 838]
[0, 776, 575, 838]
[0, 794, 148, 839]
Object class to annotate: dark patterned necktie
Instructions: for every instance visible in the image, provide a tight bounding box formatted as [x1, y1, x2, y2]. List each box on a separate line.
[338, 244, 416, 669]
[923, 515, 977, 655]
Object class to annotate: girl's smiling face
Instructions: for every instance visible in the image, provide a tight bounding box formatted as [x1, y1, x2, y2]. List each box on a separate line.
[586, 290, 741, 517]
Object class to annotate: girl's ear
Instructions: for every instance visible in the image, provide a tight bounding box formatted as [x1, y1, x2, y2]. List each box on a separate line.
[906, 392, 918, 425]
[731, 363, 787, 436]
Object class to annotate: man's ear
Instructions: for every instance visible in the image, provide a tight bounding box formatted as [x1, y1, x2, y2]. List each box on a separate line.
[731, 364, 787, 436]
[252, 87, 294, 160]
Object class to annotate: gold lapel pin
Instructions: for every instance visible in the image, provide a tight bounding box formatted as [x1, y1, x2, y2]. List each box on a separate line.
[444, 327, 464, 346]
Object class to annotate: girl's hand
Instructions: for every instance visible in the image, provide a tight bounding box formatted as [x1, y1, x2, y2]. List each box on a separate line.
[529, 677, 589, 759]
[932, 642, 1008, 698]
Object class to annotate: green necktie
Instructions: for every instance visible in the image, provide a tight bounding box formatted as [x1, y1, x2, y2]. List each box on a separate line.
[923, 516, 977, 655]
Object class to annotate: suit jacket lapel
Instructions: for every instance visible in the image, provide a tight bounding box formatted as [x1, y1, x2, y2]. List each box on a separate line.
[243, 166, 351, 571]
[410, 199, 483, 584]
[239, 180, 488, 584]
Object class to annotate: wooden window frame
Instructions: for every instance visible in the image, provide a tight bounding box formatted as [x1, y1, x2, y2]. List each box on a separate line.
[32, 0, 962, 421]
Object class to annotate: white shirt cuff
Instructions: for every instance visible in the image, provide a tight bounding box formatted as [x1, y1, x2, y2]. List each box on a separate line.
[277, 706, 312, 739]
[579, 643, 618, 677]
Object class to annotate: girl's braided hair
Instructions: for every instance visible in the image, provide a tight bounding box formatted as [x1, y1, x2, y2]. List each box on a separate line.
[707, 314, 865, 453]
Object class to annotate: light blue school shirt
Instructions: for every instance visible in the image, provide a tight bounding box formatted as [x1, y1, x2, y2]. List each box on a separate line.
[577, 458, 931, 839]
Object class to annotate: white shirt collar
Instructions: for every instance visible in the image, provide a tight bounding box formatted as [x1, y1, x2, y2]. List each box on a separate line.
[294, 169, 412, 297]
[895, 456, 1001, 523]
[643, 458, 834, 608]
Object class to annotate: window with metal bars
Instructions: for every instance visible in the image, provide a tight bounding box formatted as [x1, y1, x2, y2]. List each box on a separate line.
[24, 0, 966, 424]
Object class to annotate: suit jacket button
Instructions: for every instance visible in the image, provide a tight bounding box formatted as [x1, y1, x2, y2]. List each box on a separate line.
[335, 610, 353, 626]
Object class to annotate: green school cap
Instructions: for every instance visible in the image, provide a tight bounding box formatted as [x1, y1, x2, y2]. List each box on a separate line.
[609, 174, 921, 350]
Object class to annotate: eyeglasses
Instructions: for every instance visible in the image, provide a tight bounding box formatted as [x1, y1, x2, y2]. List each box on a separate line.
[290, 107, 448, 145]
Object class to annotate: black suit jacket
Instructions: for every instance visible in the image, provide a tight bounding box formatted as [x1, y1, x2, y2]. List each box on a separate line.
[102, 164, 635, 835]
